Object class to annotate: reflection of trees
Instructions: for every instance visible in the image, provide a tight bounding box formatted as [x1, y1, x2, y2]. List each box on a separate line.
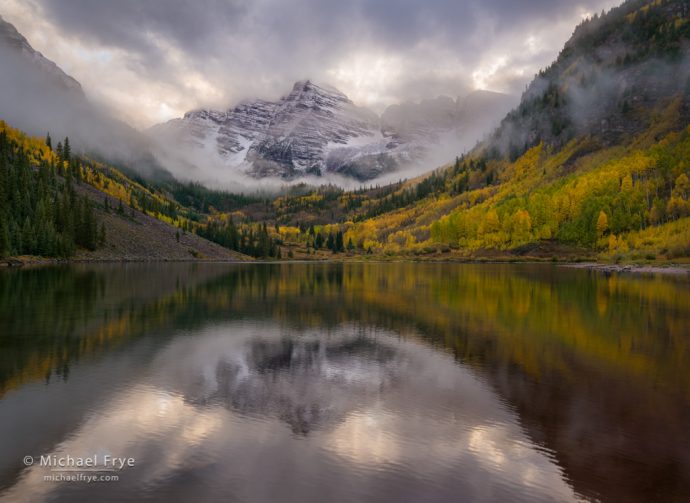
[2, 263, 690, 501]
[0, 264, 236, 397]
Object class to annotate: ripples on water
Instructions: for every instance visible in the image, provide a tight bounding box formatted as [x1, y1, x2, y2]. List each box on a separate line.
[0, 263, 688, 502]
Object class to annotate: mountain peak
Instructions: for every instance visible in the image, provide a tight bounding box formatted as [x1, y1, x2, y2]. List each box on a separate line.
[292, 79, 313, 90]
[0, 14, 29, 51]
[284, 79, 350, 105]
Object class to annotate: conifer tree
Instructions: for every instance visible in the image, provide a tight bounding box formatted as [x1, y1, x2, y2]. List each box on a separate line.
[63, 137, 71, 163]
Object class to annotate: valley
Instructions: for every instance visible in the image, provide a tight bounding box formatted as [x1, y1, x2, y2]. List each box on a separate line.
[0, 0, 689, 267]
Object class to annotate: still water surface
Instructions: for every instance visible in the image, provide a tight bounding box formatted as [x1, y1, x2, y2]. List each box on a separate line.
[0, 263, 689, 502]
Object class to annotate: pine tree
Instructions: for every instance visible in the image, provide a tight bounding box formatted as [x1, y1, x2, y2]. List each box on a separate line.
[335, 231, 344, 252]
[63, 137, 71, 163]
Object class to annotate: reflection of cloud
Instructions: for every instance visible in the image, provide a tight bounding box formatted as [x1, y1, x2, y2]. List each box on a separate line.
[1, 322, 580, 502]
[325, 398, 577, 501]
[327, 410, 401, 466]
[2, 386, 227, 502]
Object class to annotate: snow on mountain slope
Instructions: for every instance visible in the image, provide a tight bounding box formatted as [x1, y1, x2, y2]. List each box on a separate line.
[150, 80, 515, 183]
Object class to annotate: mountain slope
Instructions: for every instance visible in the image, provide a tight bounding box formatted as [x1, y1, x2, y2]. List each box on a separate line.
[150, 81, 514, 183]
[485, 0, 690, 158]
[0, 120, 250, 263]
[0, 16, 83, 97]
[74, 182, 250, 261]
[0, 15, 169, 180]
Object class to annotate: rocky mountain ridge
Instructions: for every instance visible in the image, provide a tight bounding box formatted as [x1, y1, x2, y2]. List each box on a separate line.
[151, 81, 514, 182]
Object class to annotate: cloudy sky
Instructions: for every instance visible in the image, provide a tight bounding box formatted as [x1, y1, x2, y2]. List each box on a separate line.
[2, 0, 620, 128]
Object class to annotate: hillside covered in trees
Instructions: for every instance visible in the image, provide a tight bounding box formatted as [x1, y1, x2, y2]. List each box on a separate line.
[0, 121, 249, 262]
[0, 127, 103, 257]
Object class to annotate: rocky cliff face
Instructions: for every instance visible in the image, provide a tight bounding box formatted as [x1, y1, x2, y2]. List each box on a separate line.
[151, 81, 514, 182]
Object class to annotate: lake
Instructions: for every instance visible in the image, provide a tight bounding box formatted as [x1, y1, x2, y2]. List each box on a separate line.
[0, 263, 689, 502]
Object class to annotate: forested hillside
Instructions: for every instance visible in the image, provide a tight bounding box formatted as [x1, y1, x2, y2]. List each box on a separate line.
[0, 126, 103, 257]
[0, 121, 249, 262]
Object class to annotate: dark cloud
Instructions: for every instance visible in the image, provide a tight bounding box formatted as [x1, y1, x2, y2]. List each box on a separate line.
[40, 0, 247, 57]
[3, 0, 620, 125]
[37, 0, 608, 56]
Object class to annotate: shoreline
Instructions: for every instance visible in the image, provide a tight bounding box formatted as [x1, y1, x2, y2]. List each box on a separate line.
[562, 262, 690, 276]
[0, 256, 252, 268]
[2, 256, 690, 276]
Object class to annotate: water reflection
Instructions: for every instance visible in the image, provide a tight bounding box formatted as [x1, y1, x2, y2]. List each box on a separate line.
[1, 324, 578, 503]
[0, 263, 689, 502]
[164, 328, 402, 434]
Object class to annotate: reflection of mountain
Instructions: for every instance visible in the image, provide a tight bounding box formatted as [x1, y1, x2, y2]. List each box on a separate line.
[0, 263, 235, 398]
[185, 334, 401, 434]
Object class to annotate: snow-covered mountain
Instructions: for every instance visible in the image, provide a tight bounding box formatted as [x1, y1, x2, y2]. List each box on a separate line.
[151, 80, 407, 181]
[1, 15, 514, 185]
[150, 81, 516, 182]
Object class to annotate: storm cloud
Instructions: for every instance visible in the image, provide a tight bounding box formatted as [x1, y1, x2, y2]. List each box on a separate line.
[1, 0, 620, 127]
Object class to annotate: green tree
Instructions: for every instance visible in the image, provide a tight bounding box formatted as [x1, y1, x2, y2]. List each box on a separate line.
[335, 231, 344, 252]
[596, 210, 609, 238]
